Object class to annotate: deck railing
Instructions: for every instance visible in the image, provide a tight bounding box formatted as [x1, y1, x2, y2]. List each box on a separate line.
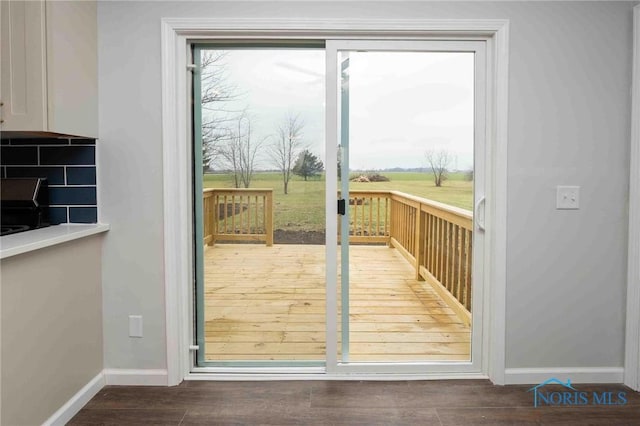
[203, 188, 273, 246]
[340, 191, 391, 244]
[343, 190, 473, 325]
[202, 188, 471, 324]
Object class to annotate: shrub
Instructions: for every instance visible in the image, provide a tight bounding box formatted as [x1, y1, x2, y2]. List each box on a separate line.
[349, 173, 390, 183]
[367, 173, 390, 182]
[350, 175, 370, 182]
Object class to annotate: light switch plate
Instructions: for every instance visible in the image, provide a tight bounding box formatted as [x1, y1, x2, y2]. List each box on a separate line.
[129, 315, 143, 338]
[556, 186, 580, 210]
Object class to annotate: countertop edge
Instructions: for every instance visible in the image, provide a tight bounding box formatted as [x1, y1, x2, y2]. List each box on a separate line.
[0, 224, 110, 260]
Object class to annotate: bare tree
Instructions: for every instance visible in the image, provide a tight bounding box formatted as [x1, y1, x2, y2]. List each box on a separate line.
[219, 114, 264, 188]
[425, 149, 454, 187]
[199, 51, 244, 172]
[270, 114, 305, 194]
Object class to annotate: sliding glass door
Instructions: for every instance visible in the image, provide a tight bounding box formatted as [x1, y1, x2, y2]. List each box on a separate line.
[326, 40, 486, 373]
[193, 45, 327, 366]
[193, 39, 486, 374]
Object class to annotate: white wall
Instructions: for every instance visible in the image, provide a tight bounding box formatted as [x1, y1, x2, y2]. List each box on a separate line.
[98, 1, 635, 372]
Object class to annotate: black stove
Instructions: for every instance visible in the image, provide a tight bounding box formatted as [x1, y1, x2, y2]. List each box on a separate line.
[0, 225, 31, 236]
[0, 178, 50, 236]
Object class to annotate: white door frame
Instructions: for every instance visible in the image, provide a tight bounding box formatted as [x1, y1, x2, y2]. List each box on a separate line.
[160, 18, 510, 385]
[625, 5, 640, 392]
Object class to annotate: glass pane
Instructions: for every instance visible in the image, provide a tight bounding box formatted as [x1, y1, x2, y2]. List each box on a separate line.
[340, 50, 474, 363]
[196, 48, 326, 365]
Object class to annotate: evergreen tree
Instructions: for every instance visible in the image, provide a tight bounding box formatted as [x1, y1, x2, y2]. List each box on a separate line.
[293, 150, 324, 181]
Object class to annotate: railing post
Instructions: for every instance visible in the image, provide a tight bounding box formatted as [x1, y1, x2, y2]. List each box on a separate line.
[387, 196, 393, 247]
[208, 191, 216, 246]
[415, 206, 424, 281]
[385, 194, 391, 245]
[265, 190, 274, 247]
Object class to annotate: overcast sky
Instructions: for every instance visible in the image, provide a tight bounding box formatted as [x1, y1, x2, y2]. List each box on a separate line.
[203, 48, 474, 171]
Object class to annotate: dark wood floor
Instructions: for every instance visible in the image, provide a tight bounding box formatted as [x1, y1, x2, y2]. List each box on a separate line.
[70, 380, 640, 425]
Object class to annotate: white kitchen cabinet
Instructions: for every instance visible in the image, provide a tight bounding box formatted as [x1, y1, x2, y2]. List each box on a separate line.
[0, 0, 97, 138]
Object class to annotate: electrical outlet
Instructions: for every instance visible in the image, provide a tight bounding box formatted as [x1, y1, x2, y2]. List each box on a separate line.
[129, 315, 143, 338]
[556, 186, 580, 210]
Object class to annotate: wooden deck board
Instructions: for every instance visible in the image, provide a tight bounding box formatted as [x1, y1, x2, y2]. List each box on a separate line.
[204, 244, 471, 362]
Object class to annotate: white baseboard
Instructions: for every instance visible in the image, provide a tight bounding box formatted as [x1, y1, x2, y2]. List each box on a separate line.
[40, 369, 168, 425]
[42, 371, 105, 426]
[104, 368, 169, 386]
[504, 367, 624, 385]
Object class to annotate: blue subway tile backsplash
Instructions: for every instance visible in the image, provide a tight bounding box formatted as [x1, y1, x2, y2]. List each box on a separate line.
[48, 207, 69, 224]
[40, 146, 95, 165]
[0, 146, 38, 165]
[6, 166, 65, 185]
[0, 137, 97, 225]
[70, 138, 96, 145]
[69, 207, 98, 223]
[49, 187, 97, 205]
[67, 167, 97, 185]
[10, 137, 68, 146]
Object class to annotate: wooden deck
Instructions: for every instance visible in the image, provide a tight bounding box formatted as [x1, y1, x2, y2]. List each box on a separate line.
[204, 244, 470, 362]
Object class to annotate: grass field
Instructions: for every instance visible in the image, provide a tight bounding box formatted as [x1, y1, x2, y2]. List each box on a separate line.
[204, 171, 473, 232]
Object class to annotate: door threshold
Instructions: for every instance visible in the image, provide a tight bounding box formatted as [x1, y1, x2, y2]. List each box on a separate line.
[186, 369, 489, 381]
